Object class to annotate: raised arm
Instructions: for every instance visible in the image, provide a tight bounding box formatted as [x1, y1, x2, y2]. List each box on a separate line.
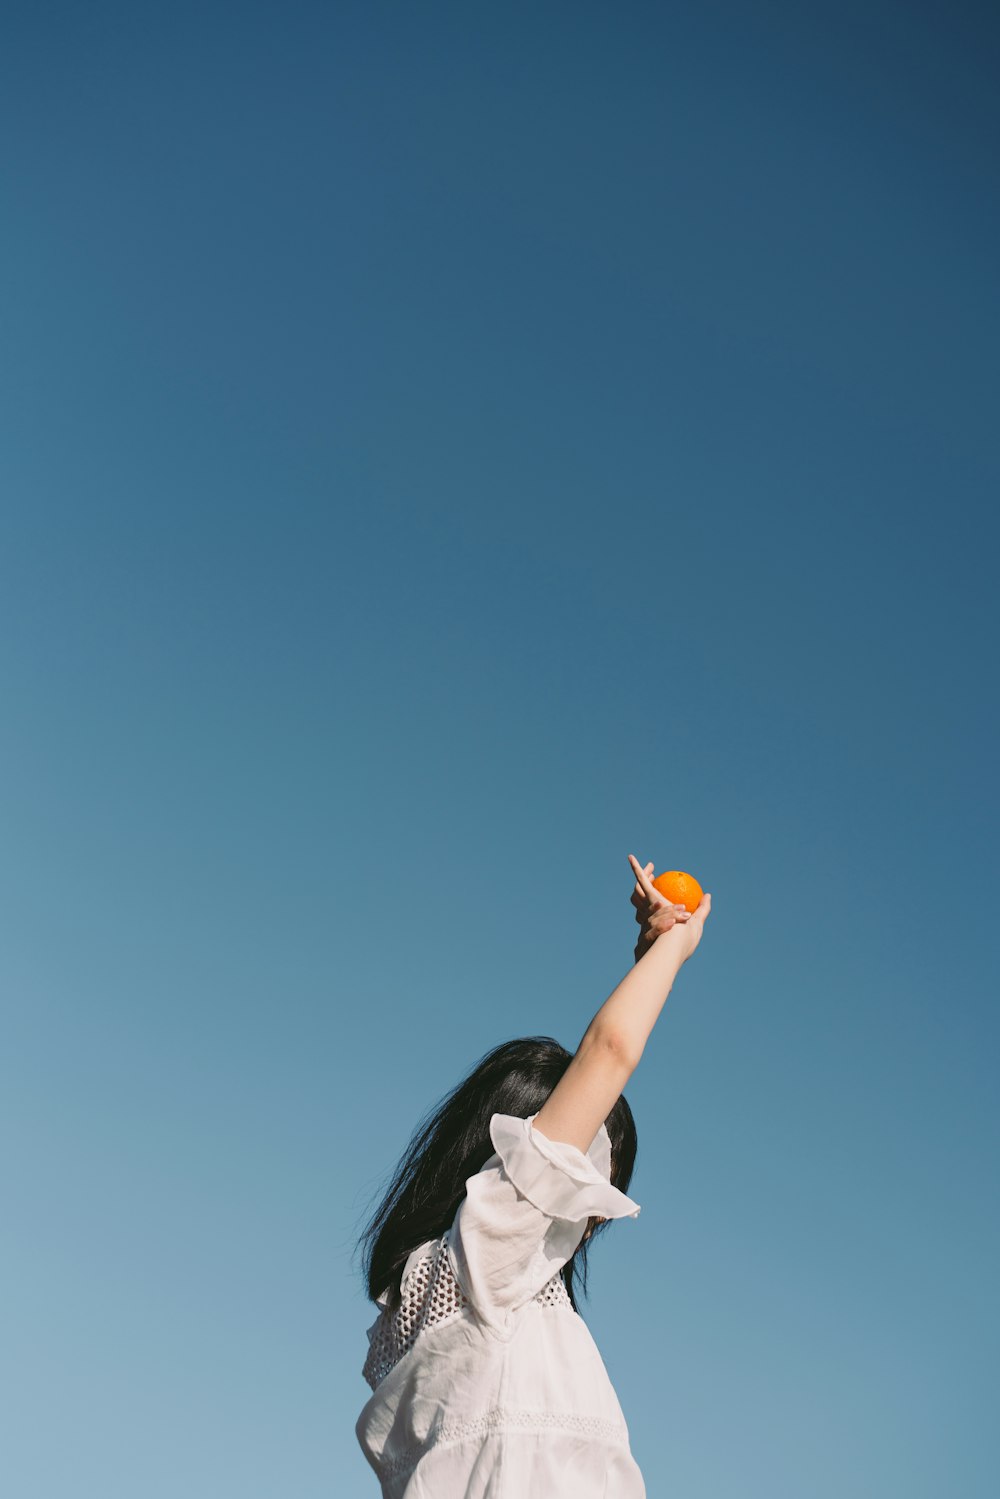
[532, 856, 712, 1155]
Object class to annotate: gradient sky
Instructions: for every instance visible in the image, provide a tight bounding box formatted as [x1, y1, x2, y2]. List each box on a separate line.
[2, 3, 998, 1496]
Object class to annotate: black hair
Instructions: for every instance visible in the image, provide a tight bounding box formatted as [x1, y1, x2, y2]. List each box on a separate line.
[356, 1035, 637, 1315]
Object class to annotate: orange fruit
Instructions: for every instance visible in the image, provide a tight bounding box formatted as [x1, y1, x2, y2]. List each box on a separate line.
[652, 869, 704, 912]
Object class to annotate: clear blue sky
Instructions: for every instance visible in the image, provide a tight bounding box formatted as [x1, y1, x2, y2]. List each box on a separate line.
[2, 3, 998, 1496]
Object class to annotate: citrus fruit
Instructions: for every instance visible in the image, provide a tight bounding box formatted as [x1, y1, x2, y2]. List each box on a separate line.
[652, 869, 704, 912]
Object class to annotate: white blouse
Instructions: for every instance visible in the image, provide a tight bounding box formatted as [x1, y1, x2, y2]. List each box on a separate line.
[356, 1111, 646, 1497]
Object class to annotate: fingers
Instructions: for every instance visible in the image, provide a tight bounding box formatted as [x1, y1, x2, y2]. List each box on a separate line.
[631, 885, 666, 912]
[636, 906, 688, 925]
[628, 854, 661, 906]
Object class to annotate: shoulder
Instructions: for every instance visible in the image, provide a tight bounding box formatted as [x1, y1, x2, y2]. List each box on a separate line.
[483, 1112, 641, 1223]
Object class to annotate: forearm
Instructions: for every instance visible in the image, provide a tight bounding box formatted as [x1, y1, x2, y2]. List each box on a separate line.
[534, 954, 675, 1154]
[583, 930, 686, 1067]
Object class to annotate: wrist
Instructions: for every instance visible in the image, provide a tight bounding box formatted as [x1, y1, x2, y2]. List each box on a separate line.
[660, 922, 693, 965]
[638, 925, 686, 971]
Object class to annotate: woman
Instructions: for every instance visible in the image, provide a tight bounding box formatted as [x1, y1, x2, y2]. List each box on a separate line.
[355, 854, 713, 1496]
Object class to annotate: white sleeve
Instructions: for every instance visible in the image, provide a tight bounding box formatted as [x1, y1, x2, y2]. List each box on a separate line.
[446, 1111, 641, 1334]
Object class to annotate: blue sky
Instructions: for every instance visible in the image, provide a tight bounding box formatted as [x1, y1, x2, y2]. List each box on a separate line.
[2, 3, 998, 1495]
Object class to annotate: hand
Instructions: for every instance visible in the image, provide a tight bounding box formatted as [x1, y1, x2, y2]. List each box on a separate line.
[628, 854, 711, 966]
[628, 854, 689, 961]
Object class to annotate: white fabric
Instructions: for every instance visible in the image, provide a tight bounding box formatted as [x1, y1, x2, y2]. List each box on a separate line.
[356, 1112, 645, 1497]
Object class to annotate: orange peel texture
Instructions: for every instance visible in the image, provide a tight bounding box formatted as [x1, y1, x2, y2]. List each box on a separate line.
[651, 870, 704, 913]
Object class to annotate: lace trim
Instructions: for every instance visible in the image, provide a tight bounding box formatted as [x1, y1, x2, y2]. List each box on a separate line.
[380, 1407, 630, 1479]
[362, 1232, 573, 1391]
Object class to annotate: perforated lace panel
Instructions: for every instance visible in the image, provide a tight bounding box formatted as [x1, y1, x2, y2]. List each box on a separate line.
[362, 1231, 573, 1391]
[535, 1272, 572, 1309]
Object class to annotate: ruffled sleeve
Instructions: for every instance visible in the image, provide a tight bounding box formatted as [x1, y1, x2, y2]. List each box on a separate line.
[447, 1112, 640, 1335]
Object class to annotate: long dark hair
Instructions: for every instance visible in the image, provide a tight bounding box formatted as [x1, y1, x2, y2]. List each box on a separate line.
[356, 1036, 638, 1315]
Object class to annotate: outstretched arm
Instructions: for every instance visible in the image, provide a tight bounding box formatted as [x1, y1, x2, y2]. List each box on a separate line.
[533, 856, 711, 1155]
